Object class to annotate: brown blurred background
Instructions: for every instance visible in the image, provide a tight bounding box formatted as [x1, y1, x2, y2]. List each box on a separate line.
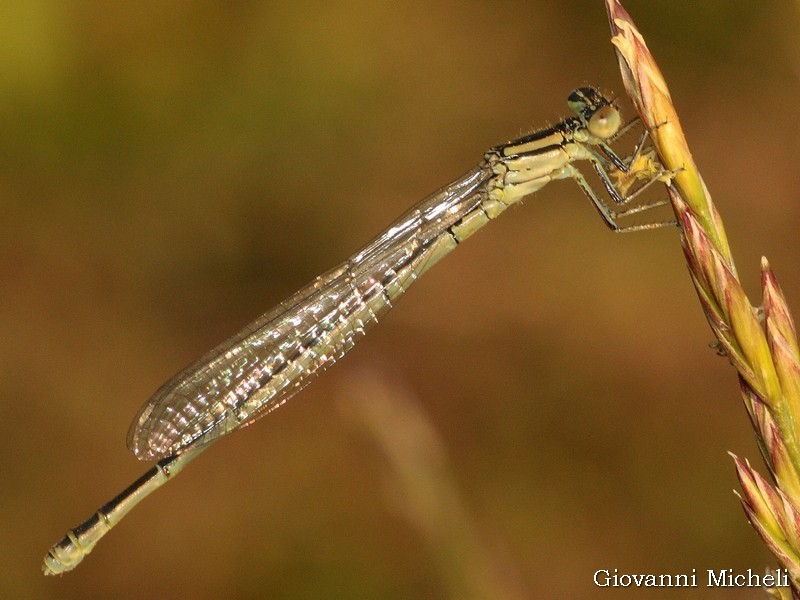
[4, 1, 800, 598]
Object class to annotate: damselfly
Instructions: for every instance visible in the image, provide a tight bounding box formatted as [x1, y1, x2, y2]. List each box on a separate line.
[43, 87, 673, 575]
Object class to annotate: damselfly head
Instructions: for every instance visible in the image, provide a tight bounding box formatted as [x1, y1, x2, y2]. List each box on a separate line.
[567, 87, 622, 140]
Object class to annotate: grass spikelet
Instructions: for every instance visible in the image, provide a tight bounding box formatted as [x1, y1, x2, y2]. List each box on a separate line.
[605, 0, 800, 592]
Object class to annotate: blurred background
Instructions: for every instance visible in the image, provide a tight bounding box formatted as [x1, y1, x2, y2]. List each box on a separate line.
[3, 1, 799, 598]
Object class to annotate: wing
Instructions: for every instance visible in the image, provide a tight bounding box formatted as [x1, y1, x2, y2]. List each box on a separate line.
[127, 164, 493, 460]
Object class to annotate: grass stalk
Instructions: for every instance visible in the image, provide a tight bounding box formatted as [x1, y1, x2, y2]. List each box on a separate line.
[605, 1, 800, 596]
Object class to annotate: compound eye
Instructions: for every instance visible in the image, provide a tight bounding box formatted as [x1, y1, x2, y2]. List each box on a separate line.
[587, 104, 621, 139]
[567, 88, 592, 116]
